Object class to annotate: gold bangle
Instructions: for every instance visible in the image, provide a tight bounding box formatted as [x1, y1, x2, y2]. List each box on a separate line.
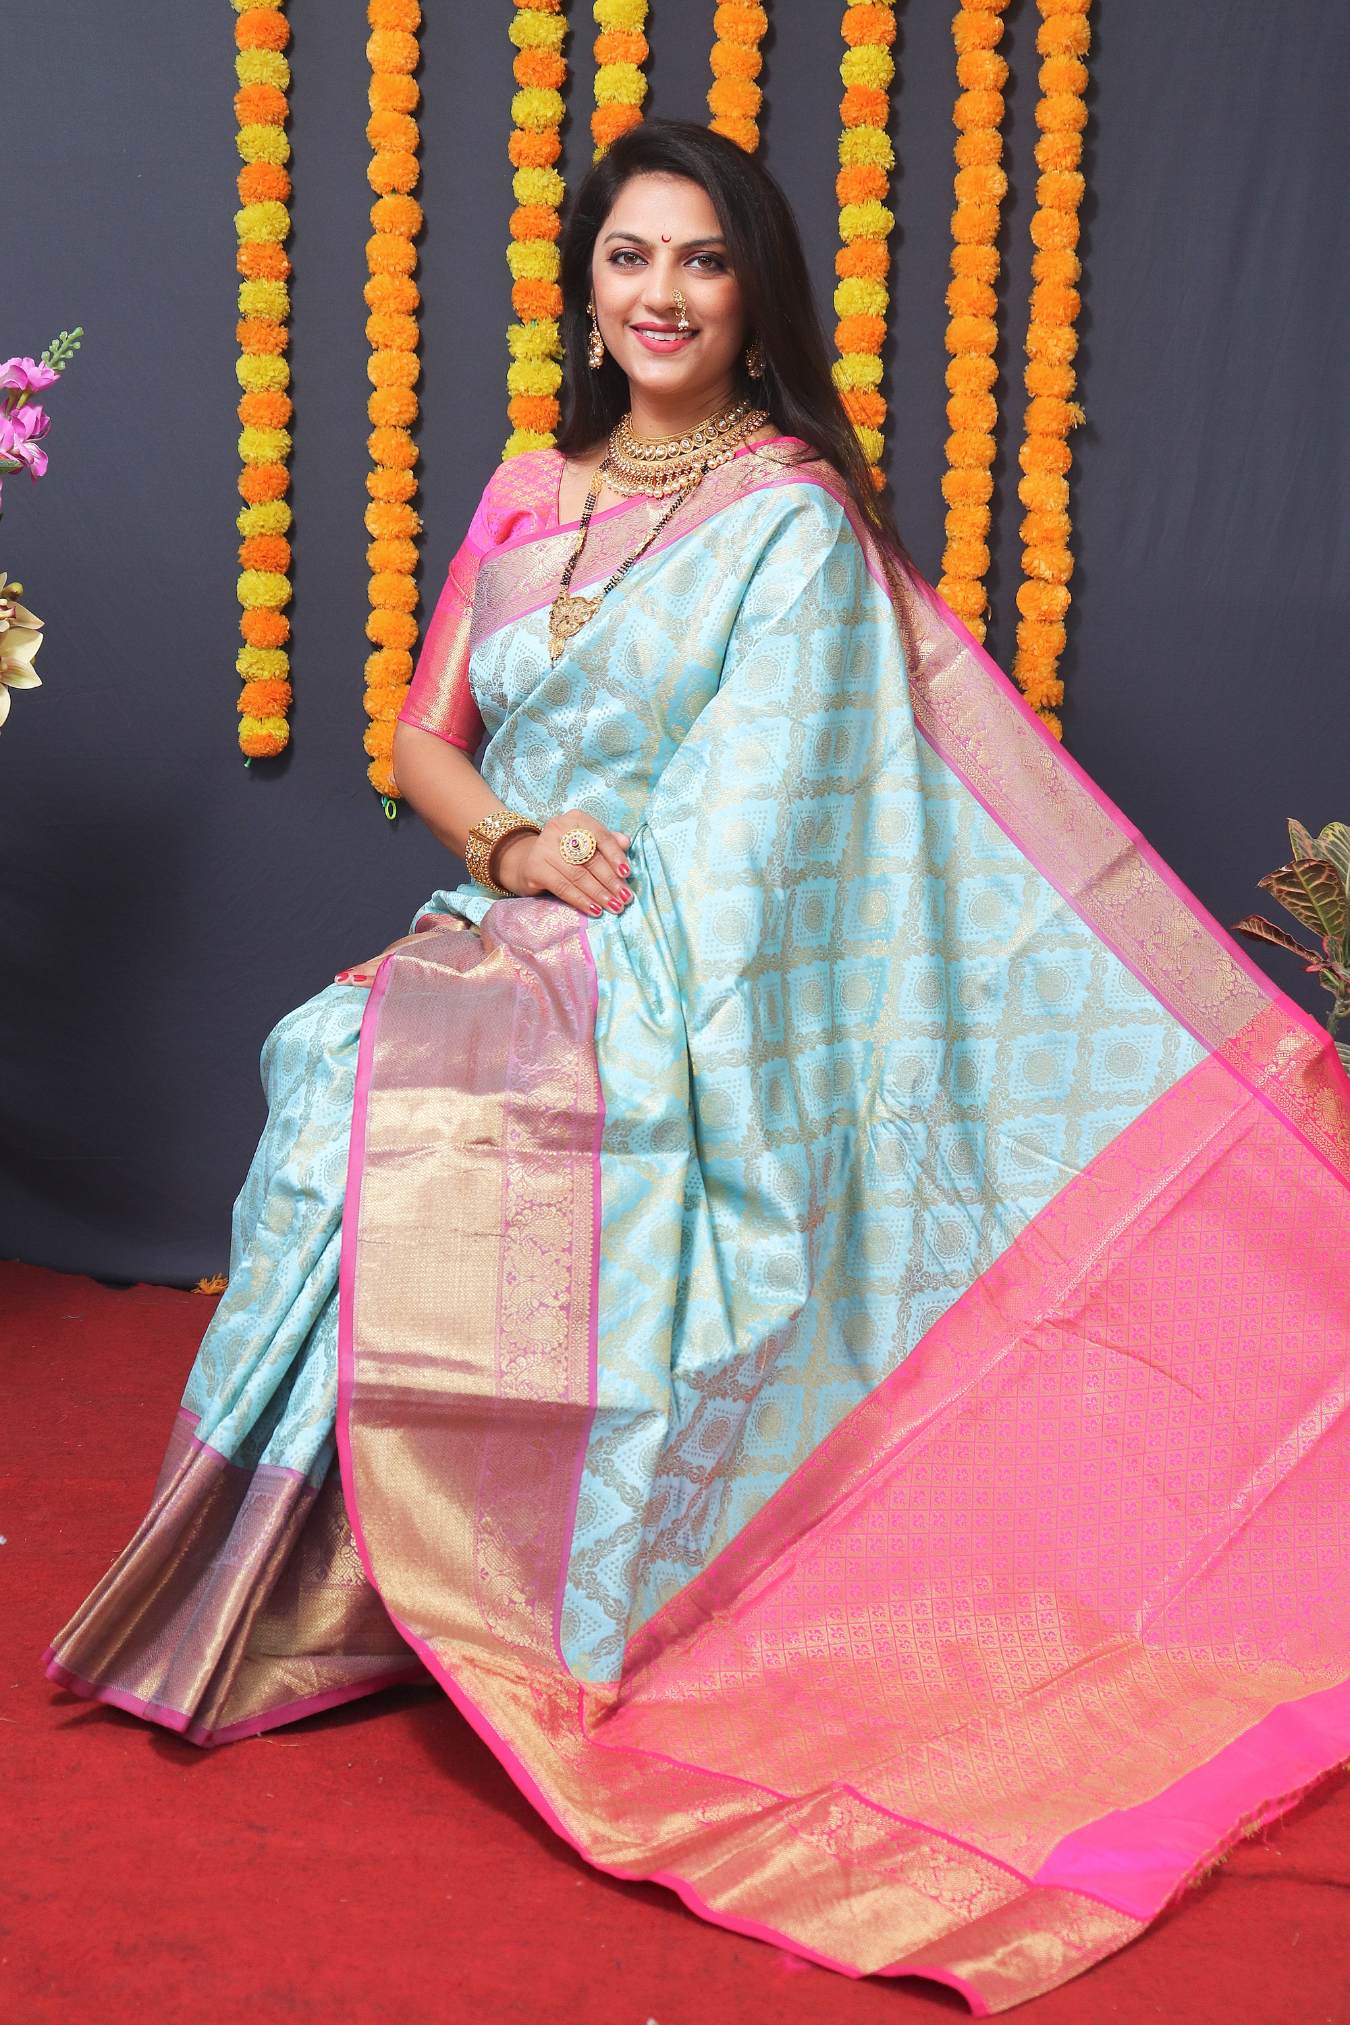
[464, 809, 540, 898]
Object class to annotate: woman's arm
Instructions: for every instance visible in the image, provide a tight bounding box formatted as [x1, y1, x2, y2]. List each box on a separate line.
[332, 726, 635, 985]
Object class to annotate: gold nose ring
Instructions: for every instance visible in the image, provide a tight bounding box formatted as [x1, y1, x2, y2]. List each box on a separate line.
[673, 286, 689, 333]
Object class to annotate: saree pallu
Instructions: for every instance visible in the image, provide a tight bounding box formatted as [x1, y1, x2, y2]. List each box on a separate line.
[46, 441, 1350, 2012]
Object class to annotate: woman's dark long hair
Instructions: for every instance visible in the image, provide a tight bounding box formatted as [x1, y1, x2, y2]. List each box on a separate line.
[556, 119, 912, 574]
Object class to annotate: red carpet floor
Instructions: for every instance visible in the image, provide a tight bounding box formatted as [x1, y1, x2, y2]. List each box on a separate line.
[4, 1258, 1349, 2024]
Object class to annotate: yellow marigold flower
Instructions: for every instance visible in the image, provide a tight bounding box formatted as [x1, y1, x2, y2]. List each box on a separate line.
[235, 644, 289, 681]
[840, 45, 894, 91]
[507, 358, 563, 397]
[838, 199, 894, 243]
[854, 424, 884, 463]
[506, 239, 561, 282]
[509, 8, 566, 48]
[235, 200, 289, 243]
[237, 569, 292, 610]
[831, 352, 884, 392]
[236, 354, 289, 392]
[239, 425, 292, 465]
[594, 62, 647, 107]
[504, 428, 556, 459]
[236, 122, 290, 166]
[839, 126, 894, 169]
[596, 0, 647, 29]
[512, 164, 565, 207]
[507, 319, 562, 360]
[512, 86, 565, 131]
[238, 278, 289, 321]
[834, 276, 888, 320]
[237, 500, 292, 537]
[235, 49, 290, 89]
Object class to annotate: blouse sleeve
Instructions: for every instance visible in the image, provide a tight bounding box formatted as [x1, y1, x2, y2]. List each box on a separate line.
[398, 453, 558, 753]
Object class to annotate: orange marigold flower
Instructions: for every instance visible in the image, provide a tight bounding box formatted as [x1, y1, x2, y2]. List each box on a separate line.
[241, 608, 290, 649]
[514, 47, 565, 89]
[592, 102, 642, 147]
[236, 10, 289, 51]
[836, 239, 890, 280]
[363, 720, 397, 762]
[367, 108, 419, 153]
[371, 193, 423, 236]
[367, 29, 418, 75]
[368, 466, 418, 504]
[240, 718, 290, 760]
[835, 312, 886, 355]
[238, 163, 290, 205]
[235, 82, 287, 126]
[366, 310, 418, 352]
[841, 387, 887, 429]
[709, 114, 759, 152]
[365, 273, 420, 313]
[1016, 618, 1068, 661]
[237, 242, 291, 280]
[836, 164, 889, 206]
[842, 5, 896, 48]
[508, 128, 562, 169]
[512, 278, 563, 320]
[596, 30, 648, 65]
[238, 677, 294, 718]
[239, 534, 292, 573]
[236, 317, 289, 356]
[708, 76, 761, 119]
[370, 73, 418, 114]
[365, 647, 414, 683]
[369, 386, 419, 428]
[368, 0, 420, 30]
[237, 390, 293, 430]
[238, 463, 289, 504]
[709, 39, 761, 80]
[840, 84, 888, 127]
[367, 536, 419, 575]
[714, 2, 768, 37]
[510, 203, 562, 242]
[508, 393, 561, 433]
[363, 685, 407, 723]
[367, 608, 419, 650]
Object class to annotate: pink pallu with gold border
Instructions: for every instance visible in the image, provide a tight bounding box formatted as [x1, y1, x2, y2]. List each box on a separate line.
[47, 442, 1350, 2012]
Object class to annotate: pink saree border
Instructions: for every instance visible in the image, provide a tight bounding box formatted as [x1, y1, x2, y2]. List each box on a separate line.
[42, 1648, 422, 1749]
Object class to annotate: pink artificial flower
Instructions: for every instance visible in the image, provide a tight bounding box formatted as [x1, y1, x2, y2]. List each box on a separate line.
[0, 404, 51, 478]
[0, 356, 60, 395]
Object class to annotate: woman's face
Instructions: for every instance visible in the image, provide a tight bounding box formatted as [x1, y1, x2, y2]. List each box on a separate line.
[590, 172, 748, 414]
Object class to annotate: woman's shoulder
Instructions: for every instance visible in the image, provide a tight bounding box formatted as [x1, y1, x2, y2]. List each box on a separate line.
[466, 447, 562, 552]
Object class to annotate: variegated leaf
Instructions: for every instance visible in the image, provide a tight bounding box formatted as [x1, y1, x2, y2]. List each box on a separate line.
[1232, 914, 1321, 963]
[1259, 857, 1348, 944]
[1315, 821, 1350, 892]
[1287, 817, 1319, 860]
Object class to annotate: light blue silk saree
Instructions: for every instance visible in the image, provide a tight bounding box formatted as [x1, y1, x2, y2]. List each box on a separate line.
[47, 440, 1350, 2012]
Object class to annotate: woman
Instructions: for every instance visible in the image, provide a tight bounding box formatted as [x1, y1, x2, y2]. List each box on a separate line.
[45, 122, 1350, 2013]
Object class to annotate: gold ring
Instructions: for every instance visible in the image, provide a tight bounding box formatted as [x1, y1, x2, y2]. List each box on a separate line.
[558, 825, 598, 867]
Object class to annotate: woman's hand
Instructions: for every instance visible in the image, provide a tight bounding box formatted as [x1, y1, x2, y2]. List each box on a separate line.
[494, 812, 634, 917]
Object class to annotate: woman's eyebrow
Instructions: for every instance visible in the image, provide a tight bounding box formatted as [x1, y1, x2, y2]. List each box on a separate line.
[600, 230, 729, 250]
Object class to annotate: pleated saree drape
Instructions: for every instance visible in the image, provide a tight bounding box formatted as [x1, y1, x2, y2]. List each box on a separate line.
[48, 439, 1350, 2012]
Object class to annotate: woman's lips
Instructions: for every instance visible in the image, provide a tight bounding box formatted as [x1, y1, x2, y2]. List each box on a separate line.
[629, 327, 698, 353]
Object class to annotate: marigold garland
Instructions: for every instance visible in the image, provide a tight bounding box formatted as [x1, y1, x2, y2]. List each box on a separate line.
[232, 0, 295, 763]
[936, 0, 1012, 649]
[831, 3, 897, 485]
[505, 0, 569, 459]
[593, 0, 649, 159]
[359, 0, 425, 808]
[1009, 0, 1091, 741]
[707, 3, 769, 154]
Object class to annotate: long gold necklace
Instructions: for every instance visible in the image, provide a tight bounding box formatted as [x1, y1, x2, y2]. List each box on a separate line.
[547, 399, 768, 662]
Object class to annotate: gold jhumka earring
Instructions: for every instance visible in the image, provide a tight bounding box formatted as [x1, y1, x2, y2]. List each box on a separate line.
[744, 336, 766, 379]
[586, 297, 604, 370]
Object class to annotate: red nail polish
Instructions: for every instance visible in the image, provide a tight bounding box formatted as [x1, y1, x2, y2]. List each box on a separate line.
[620, 888, 633, 903]
[619, 862, 630, 876]
[590, 904, 603, 915]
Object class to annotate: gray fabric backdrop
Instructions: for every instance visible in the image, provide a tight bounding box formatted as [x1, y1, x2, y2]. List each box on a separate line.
[4, 2, 1347, 1285]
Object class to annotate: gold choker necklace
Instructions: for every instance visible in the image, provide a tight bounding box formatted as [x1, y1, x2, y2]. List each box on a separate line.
[603, 395, 769, 497]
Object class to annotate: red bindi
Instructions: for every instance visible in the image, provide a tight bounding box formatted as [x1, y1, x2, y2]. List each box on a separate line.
[660, 233, 671, 243]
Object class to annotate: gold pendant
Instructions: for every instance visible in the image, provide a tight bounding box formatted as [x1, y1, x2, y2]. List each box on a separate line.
[548, 590, 601, 662]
